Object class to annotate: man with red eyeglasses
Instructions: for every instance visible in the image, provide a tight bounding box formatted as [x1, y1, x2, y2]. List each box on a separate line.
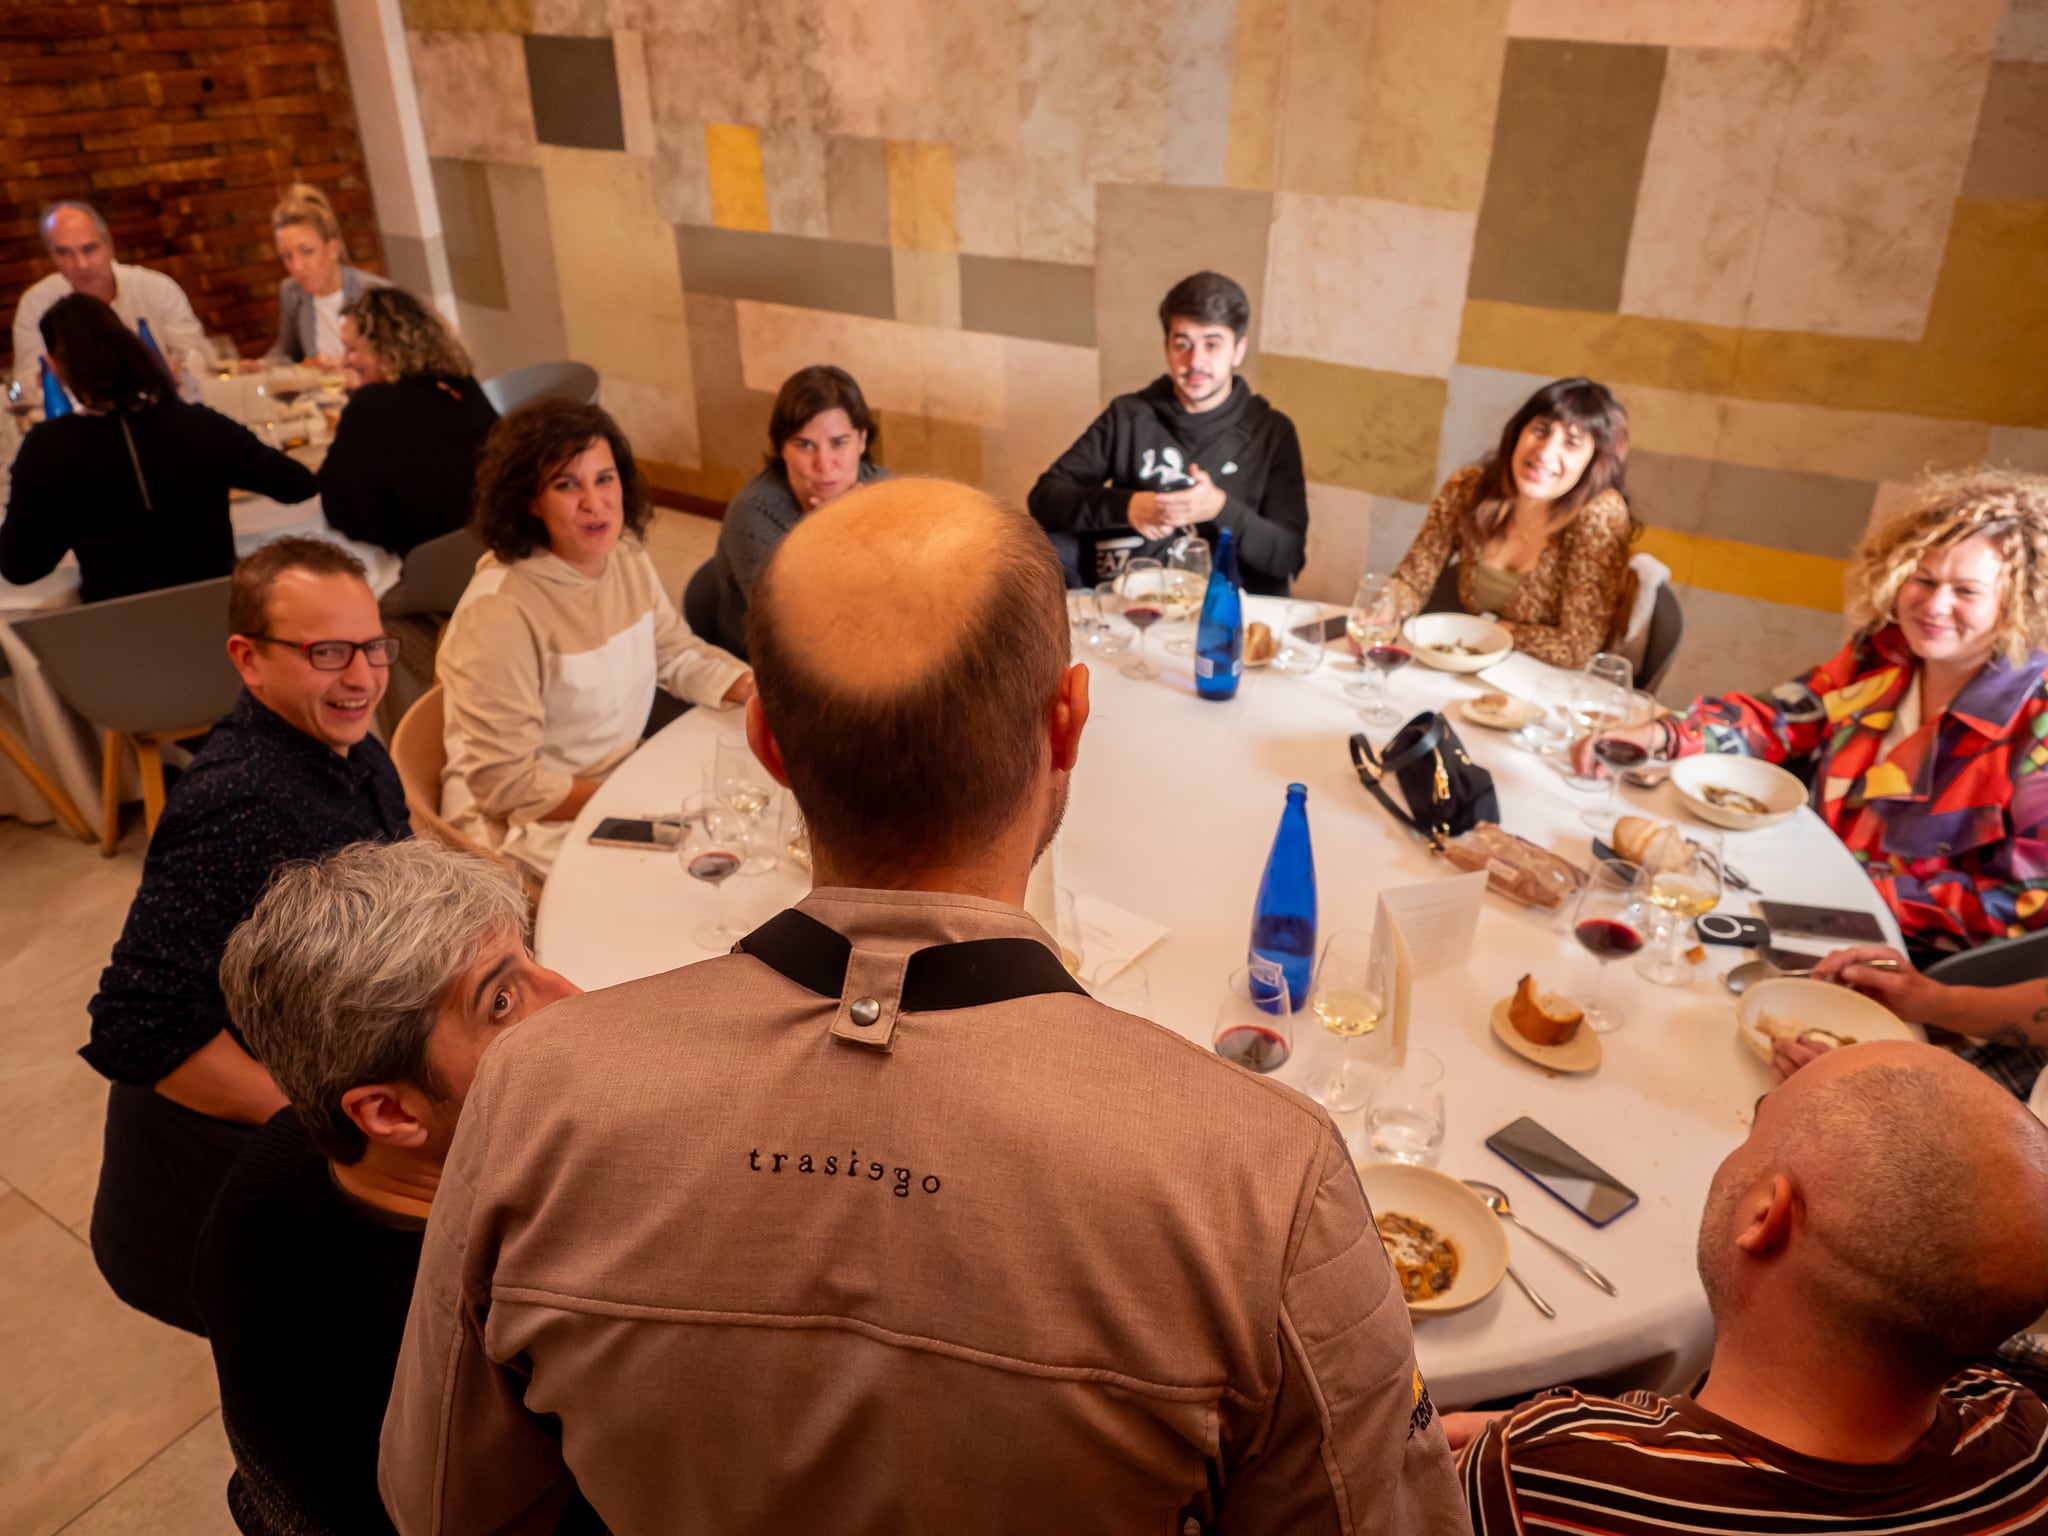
[83, 536, 412, 1335]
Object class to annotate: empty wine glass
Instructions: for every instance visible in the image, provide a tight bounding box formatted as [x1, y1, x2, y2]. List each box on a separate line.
[679, 796, 751, 950]
[1091, 580, 1131, 655]
[1090, 958, 1152, 1015]
[1117, 557, 1167, 681]
[1303, 930, 1384, 1112]
[712, 731, 777, 873]
[1164, 536, 1210, 655]
[1579, 688, 1658, 832]
[1588, 651, 1634, 693]
[1272, 600, 1325, 675]
[1213, 960, 1292, 1073]
[1637, 828, 1723, 987]
[1569, 858, 1647, 1033]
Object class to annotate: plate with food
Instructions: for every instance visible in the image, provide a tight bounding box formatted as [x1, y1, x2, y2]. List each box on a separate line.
[1669, 756, 1804, 831]
[1491, 976, 1601, 1072]
[1457, 690, 1534, 731]
[1403, 613, 1513, 674]
[1735, 976, 1916, 1065]
[1242, 621, 1276, 668]
[1355, 1163, 1509, 1316]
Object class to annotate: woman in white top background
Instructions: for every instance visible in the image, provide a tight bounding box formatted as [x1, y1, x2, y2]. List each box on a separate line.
[261, 183, 388, 367]
[438, 400, 753, 879]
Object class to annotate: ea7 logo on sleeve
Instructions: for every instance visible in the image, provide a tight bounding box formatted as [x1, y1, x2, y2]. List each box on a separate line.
[749, 1147, 943, 1198]
[1408, 1368, 1436, 1439]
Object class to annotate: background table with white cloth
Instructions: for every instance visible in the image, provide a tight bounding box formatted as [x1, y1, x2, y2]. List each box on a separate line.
[536, 594, 1902, 1409]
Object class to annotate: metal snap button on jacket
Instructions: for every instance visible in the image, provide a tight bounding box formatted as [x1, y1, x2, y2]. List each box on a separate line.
[849, 996, 881, 1027]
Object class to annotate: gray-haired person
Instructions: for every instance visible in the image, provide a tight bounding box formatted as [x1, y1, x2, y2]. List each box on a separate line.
[192, 839, 579, 1536]
[12, 199, 207, 392]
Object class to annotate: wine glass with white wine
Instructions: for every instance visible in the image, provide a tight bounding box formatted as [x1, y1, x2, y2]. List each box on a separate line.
[1163, 536, 1210, 656]
[1303, 930, 1384, 1113]
[1635, 828, 1722, 987]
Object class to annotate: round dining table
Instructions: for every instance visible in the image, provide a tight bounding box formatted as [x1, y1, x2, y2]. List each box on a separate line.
[536, 593, 1903, 1409]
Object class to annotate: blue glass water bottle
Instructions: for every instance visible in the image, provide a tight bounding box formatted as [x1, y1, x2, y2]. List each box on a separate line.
[1250, 782, 1317, 1011]
[1195, 526, 1243, 701]
[38, 355, 71, 418]
[135, 317, 167, 368]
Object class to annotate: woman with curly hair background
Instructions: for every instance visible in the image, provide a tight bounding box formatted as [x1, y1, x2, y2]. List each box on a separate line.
[436, 400, 753, 879]
[1579, 468, 2048, 961]
[315, 285, 497, 555]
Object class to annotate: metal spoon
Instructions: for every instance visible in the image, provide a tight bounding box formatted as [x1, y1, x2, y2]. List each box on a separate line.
[1504, 1262, 1555, 1318]
[1466, 1180, 1618, 1295]
[1724, 956, 1783, 995]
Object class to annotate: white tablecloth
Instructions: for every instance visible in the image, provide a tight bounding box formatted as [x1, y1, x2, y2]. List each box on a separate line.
[534, 596, 1901, 1408]
[0, 443, 398, 826]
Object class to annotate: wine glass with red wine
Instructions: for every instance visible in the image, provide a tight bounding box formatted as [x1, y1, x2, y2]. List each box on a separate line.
[1355, 597, 1412, 728]
[1213, 960, 1293, 1073]
[679, 795, 751, 951]
[1118, 557, 1166, 681]
[1570, 857, 1646, 1033]
[1579, 688, 1658, 832]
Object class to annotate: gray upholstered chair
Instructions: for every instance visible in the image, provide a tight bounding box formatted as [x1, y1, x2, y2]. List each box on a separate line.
[480, 360, 600, 415]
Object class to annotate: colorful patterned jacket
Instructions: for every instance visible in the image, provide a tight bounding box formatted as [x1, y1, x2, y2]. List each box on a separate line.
[1671, 625, 2048, 955]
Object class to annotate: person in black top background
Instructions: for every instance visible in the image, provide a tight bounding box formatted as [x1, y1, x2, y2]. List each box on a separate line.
[84, 539, 410, 1335]
[200, 840, 579, 1536]
[0, 295, 316, 602]
[1027, 271, 1309, 597]
[317, 286, 497, 556]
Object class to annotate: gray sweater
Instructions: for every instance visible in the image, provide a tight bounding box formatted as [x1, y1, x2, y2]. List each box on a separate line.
[704, 461, 889, 654]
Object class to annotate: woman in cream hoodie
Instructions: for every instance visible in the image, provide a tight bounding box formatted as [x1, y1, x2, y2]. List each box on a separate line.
[439, 401, 752, 879]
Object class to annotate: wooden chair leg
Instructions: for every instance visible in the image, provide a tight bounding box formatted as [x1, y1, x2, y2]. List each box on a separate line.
[136, 738, 168, 841]
[100, 728, 123, 857]
[0, 716, 95, 842]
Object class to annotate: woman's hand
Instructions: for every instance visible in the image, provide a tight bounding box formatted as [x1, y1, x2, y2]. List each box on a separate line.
[722, 671, 756, 706]
[1569, 722, 1659, 778]
[1441, 1410, 1506, 1451]
[1770, 1034, 1834, 1084]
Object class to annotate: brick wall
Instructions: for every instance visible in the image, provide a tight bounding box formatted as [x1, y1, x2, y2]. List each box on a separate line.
[0, 0, 381, 375]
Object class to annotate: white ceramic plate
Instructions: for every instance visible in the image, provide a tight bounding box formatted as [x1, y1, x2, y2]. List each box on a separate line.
[1356, 1163, 1509, 1316]
[1404, 612, 1513, 673]
[1736, 976, 1916, 1064]
[1490, 995, 1602, 1073]
[1670, 755, 1805, 831]
[1458, 693, 1535, 731]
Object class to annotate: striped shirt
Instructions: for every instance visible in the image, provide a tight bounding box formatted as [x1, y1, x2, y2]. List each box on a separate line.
[1459, 1372, 2048, 1535]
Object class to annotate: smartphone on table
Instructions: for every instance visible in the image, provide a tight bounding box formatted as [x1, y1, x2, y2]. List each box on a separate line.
[587, 817, 680, 850]
[1756, 901, 1886, 945]
[1486, 1117, 1639, 1227]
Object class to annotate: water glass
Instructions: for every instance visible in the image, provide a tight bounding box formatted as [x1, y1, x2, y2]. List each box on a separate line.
[1090, 958, 1152, 1015]
[1091, 581, 1131, 655]
[778, 792, 811, 872]
[1272, 600, 1325, 676]
[1213, 960, 1293, 1073]
[1516, 670, 1578, 755]
[1054, 886, 1085, 976]
[1367, 1048, 1445, 1165]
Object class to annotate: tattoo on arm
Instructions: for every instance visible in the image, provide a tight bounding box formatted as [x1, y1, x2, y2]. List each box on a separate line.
[1985, 1024, 2035, 1049]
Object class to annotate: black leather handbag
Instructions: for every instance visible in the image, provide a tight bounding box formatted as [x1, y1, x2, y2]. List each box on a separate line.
[1349, 715, 1500, 851]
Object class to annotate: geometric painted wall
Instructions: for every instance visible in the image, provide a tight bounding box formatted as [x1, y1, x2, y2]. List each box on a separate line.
[394, 0, 2048, 700]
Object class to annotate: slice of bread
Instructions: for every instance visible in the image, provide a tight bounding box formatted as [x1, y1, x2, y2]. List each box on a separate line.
[1244, 622, 1276, 663]
[1613, 815, 1691, 873]
[1508, 973, 1583, 1046]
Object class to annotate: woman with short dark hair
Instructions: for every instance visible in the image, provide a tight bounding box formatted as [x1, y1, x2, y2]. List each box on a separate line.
[1385, 377, 1635, 669]
[692, 364, 887, 656]
[0, 294, 315, 602]
[436, 400, 752, 879]
[316, 286, 496, 555]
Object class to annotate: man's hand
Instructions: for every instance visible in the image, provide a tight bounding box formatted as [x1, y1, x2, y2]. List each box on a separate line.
[722, 671, 757, 706]
[1811, 944, 1939, 1021]
[1154, 464, 1228, 527]
[1770, 1034, 1834, 1084]
[1126, 491, 1175, 540]
[1441, 1409, 1505, 1452]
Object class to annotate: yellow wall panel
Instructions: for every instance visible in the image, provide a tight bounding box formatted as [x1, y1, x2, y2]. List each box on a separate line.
[886, 141, 958, 252]
[706, 123, 771, 232]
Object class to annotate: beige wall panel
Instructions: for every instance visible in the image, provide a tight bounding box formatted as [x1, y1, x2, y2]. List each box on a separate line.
[1354, 0, 1512, 212]
[1275, 0, 1378, 196]
[1962, 61, 2048, 201]
[605, 381, 699, 466]
[952, 143, 1023, 259]
[1505, 0, 1803, 48]
[1225, 0, 1289, 188]
[684, 292, 777, 481]
[455, 161, 569, 379]
[992, 336, 1101, 506]
[1618, 48, 1798, 328]
[1297, 482, 1376, 603]
[1018, 0, 1168, 262]
[1716, 399, 1991, 485]
[1989, 426, 2048, 472]
[614, 28, 655, 158]
[651, 119, 713, 226]
[814, 1, 1024, 147]
[638, 4, 830, 133]
[1657, 585, 1853, 708]
[825, 136, 892, 246]
[1815, 0, 2003, 54]
[535, 0, 606, 31]
[761, 127, 830, 237]
[1262, 192, 1476, 379]
[1999, 0, 2048, 61]
[1261, 354, 1445, 502]
[892, 248, 963, 330]
[406, 29, 538, 164]
[734, 301, 1008, 428]
[1160, 0, 1239, 185]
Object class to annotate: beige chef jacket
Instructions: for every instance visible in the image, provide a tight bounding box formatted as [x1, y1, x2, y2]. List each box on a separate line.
[380, 887, 1464, 1535]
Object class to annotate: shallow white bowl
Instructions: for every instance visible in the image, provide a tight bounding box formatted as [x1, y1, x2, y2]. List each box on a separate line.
[1355, 1163, 1509, 1316]
[1736, 976, 1916, 1064]
[1404, 612, 1512, 673]
[1669, 754, 1805, 830]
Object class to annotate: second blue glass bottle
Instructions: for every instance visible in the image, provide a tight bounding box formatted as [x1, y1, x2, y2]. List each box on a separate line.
[1250, 782, 1317, 1012]
[1195, 526, 1243, 701]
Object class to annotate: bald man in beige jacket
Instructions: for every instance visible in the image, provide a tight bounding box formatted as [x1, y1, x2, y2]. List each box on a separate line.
[380, 479, 1465, 1535]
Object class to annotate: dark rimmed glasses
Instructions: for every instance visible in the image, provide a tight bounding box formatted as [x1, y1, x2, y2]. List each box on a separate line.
[244, 634, 402, 670]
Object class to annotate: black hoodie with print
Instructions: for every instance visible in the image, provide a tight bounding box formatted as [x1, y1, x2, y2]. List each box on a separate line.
[1027, 375, 1309, 596]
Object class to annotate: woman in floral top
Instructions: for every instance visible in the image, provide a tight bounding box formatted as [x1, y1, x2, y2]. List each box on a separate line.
[1581, 469, 2048, 960]
[1387, 377, 1635, 669]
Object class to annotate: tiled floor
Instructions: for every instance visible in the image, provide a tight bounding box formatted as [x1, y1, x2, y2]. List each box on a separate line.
[0, 510, 719, 1534]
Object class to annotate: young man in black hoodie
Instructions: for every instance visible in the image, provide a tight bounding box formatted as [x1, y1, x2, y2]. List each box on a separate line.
[1028, 271, 1308, 596]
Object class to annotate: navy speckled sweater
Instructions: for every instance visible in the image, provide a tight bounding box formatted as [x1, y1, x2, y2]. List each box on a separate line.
[83, 691, 411, 1085]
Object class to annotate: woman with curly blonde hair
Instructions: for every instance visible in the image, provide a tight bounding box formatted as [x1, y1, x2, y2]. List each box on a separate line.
[317, 286, 497, 555]
[1578, 468, 2048, 960]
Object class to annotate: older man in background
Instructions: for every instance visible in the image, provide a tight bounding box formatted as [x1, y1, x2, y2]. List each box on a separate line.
[11, 200, 206, 390]
[1453, 1039, 2048, 1533]
[381, 478, 1463, 1535]
[196, 840, 581, 1536]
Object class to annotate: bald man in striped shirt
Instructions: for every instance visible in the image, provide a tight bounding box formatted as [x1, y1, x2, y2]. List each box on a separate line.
[1454, 1040, 2048, 1534]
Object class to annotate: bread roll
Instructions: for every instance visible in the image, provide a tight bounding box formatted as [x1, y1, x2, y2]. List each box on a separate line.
[1508, 974, 1582, 1046]
[1613, 815, 1690, 873]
